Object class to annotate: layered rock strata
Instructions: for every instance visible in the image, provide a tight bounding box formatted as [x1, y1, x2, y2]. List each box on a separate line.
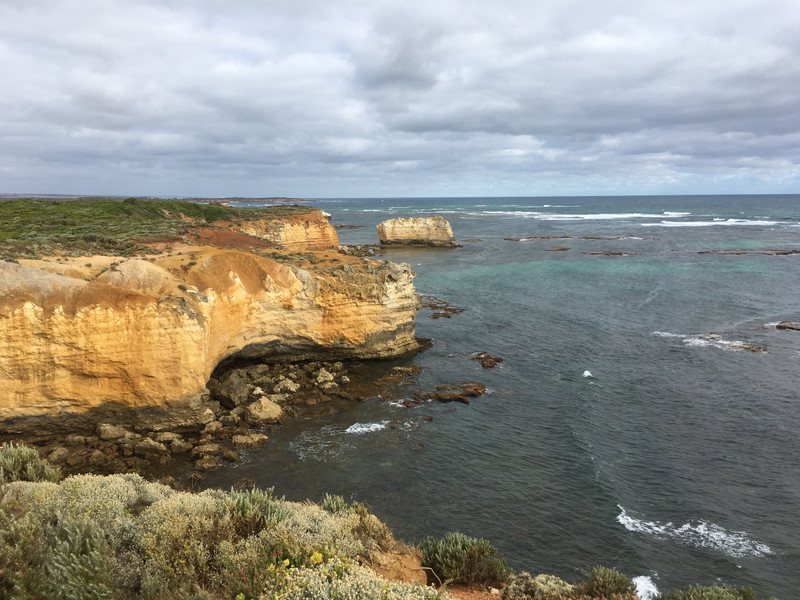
[0, 248, 419, 432]
[230, 209, 339, 250]
[376, 216, 456, 247]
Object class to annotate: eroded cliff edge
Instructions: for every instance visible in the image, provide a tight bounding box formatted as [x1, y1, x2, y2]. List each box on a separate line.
[0, 204, 421, 434]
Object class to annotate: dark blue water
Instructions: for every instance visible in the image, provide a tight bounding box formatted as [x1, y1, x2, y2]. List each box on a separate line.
[202, 195, 800, 599]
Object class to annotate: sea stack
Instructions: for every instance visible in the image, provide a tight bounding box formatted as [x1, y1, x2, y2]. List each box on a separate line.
[376, 216, 456, 248]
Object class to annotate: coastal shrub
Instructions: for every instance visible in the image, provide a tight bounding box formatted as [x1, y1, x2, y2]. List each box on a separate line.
[0, 508, 113, 600]
[279, 561, 446, 600]
[575, 565, 636, 598]
[229, 486, 293, 537]
[321, 492, 351, 514]
[502, 572, 575, 600]
[420, 531, 510, 586]
[657, 584, 769, 600]
[0, 442, 60, 486]
[137, 489, 235, 596]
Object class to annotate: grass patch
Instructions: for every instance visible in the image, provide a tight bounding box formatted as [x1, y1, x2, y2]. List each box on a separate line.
[0, 198, 313, 259]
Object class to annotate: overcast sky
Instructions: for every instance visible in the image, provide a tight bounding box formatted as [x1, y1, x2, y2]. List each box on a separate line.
[1, 0, 799, 198]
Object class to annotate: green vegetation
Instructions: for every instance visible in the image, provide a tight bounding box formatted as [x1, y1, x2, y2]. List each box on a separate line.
[657, 584, 775, 600]
[0, 442, 60, 488]
[0, 197, 312, 260]
[420, 531, 510, 586]
[574, 565, 637, 598]
[0, 446, 778, 599]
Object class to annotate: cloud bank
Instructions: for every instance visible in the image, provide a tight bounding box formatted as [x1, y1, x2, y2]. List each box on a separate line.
[1, 0, 799, 197]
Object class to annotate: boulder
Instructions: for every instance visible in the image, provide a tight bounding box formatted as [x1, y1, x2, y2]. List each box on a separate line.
[232, 433, 270, 448]
[97, 423, 129, 441]
[207, 370, 252, 409]
[192, 443, 221, 457]
[376, 216, 456, 247]
[776, 321, 800, 331]
[244, 396, 285, 424]
[135, 438, 169, 457]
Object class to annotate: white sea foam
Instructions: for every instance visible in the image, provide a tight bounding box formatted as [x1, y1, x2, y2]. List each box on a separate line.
[345, 421, 390, 434]
[483, 211, 684, 221]
[617, 506, 773, 558]
[653, 332, 764, 352]
[642, 219, 778, 227]
[582, 370, 593, 378]
[633, 576, 659, 600]
[663, 211, 691, 217]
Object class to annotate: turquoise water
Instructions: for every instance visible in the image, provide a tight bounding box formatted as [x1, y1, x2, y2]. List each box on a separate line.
[202, 195, 800, 598]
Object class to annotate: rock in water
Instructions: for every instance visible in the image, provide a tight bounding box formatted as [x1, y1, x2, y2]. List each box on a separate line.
[376, 216, 456, 247]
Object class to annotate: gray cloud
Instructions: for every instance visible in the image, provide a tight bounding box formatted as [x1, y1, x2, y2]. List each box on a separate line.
[1, 0, 798, 197]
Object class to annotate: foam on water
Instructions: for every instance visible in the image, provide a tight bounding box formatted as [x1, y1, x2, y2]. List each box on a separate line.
[481, 211, 685, 221]
[642, 219, 779, 227]
[617, 506, 773, 558]
[654, 332, 765, 352]
[632, 576, 659, 600]
[345, 421, 390, 434]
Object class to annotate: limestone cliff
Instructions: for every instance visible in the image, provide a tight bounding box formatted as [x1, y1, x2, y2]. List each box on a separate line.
[230, 209, 339, 250]
[376, 216, 456, 247]
[0, 249, 419, 432]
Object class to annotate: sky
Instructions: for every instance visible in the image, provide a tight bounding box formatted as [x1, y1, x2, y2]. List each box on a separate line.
[1, 0, 799, 198]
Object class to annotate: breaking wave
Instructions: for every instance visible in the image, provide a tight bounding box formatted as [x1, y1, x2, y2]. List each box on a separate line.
[653, 331, 766, 352]
[642, 219, 778, 227]
[345, 421, 390, 434]
[617, 506, 773, 558]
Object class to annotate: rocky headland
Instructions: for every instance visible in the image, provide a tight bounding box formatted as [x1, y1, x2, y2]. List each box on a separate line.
[0, 200, 422, 463]
[377, 215, 458, 247]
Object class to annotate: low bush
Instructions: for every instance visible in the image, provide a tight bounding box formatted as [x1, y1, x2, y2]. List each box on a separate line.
[657, 584, 773, 600]
[420, 531, 510, 586]
[0, 442, 60, 486]
[502, 572, 574, 600]
[0, 459, 433, 600]
[575, 565, 637, 598]
[321, 492, 350, 514]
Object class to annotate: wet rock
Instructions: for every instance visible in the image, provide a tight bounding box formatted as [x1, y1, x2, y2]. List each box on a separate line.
[274, 376, 300, 393]
[221, 449, 241, 462]
[170, 440, 193, 454]
[471, 351, 503, 368]
[202, 421, 224, 435]
[232, 433, 269, 448]
[207, 370, 251, 409]
[316, 368, 335, 384]
[546, 246, 570, 251]
[65, 434, 87, 447]
[219, 413, 241, 427]
[777, 321, 800, 331]
[419, 294, 465, 319]
[47, 446, 70, 464]
[194, 456, 222, 470]
[320, 381, 339, 394]
[192, 443, 221, 457]
[154, 432, 184, 444]
[244, 396, 285, 424]
[97, 423, 129, 441]
[88, 450, 107, 466]
[417, 382, 487, 404]
[135, 438, 169, 457]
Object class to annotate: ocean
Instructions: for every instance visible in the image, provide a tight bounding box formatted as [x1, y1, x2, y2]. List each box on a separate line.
[201, 195, 800, 599]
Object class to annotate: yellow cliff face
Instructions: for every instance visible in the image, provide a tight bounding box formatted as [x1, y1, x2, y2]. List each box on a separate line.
[230, 209, 339, 250]
[0, 249, 419, 430]
[376, 216, 456, 247]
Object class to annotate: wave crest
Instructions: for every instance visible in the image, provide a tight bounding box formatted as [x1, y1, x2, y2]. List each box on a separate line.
[617, 506, 773, 558]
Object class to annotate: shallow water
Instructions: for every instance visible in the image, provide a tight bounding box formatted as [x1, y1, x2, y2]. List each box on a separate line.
[201, 195, 800, 598]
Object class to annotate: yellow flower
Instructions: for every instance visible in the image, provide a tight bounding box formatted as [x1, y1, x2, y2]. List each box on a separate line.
[310, 551, 323, 565]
